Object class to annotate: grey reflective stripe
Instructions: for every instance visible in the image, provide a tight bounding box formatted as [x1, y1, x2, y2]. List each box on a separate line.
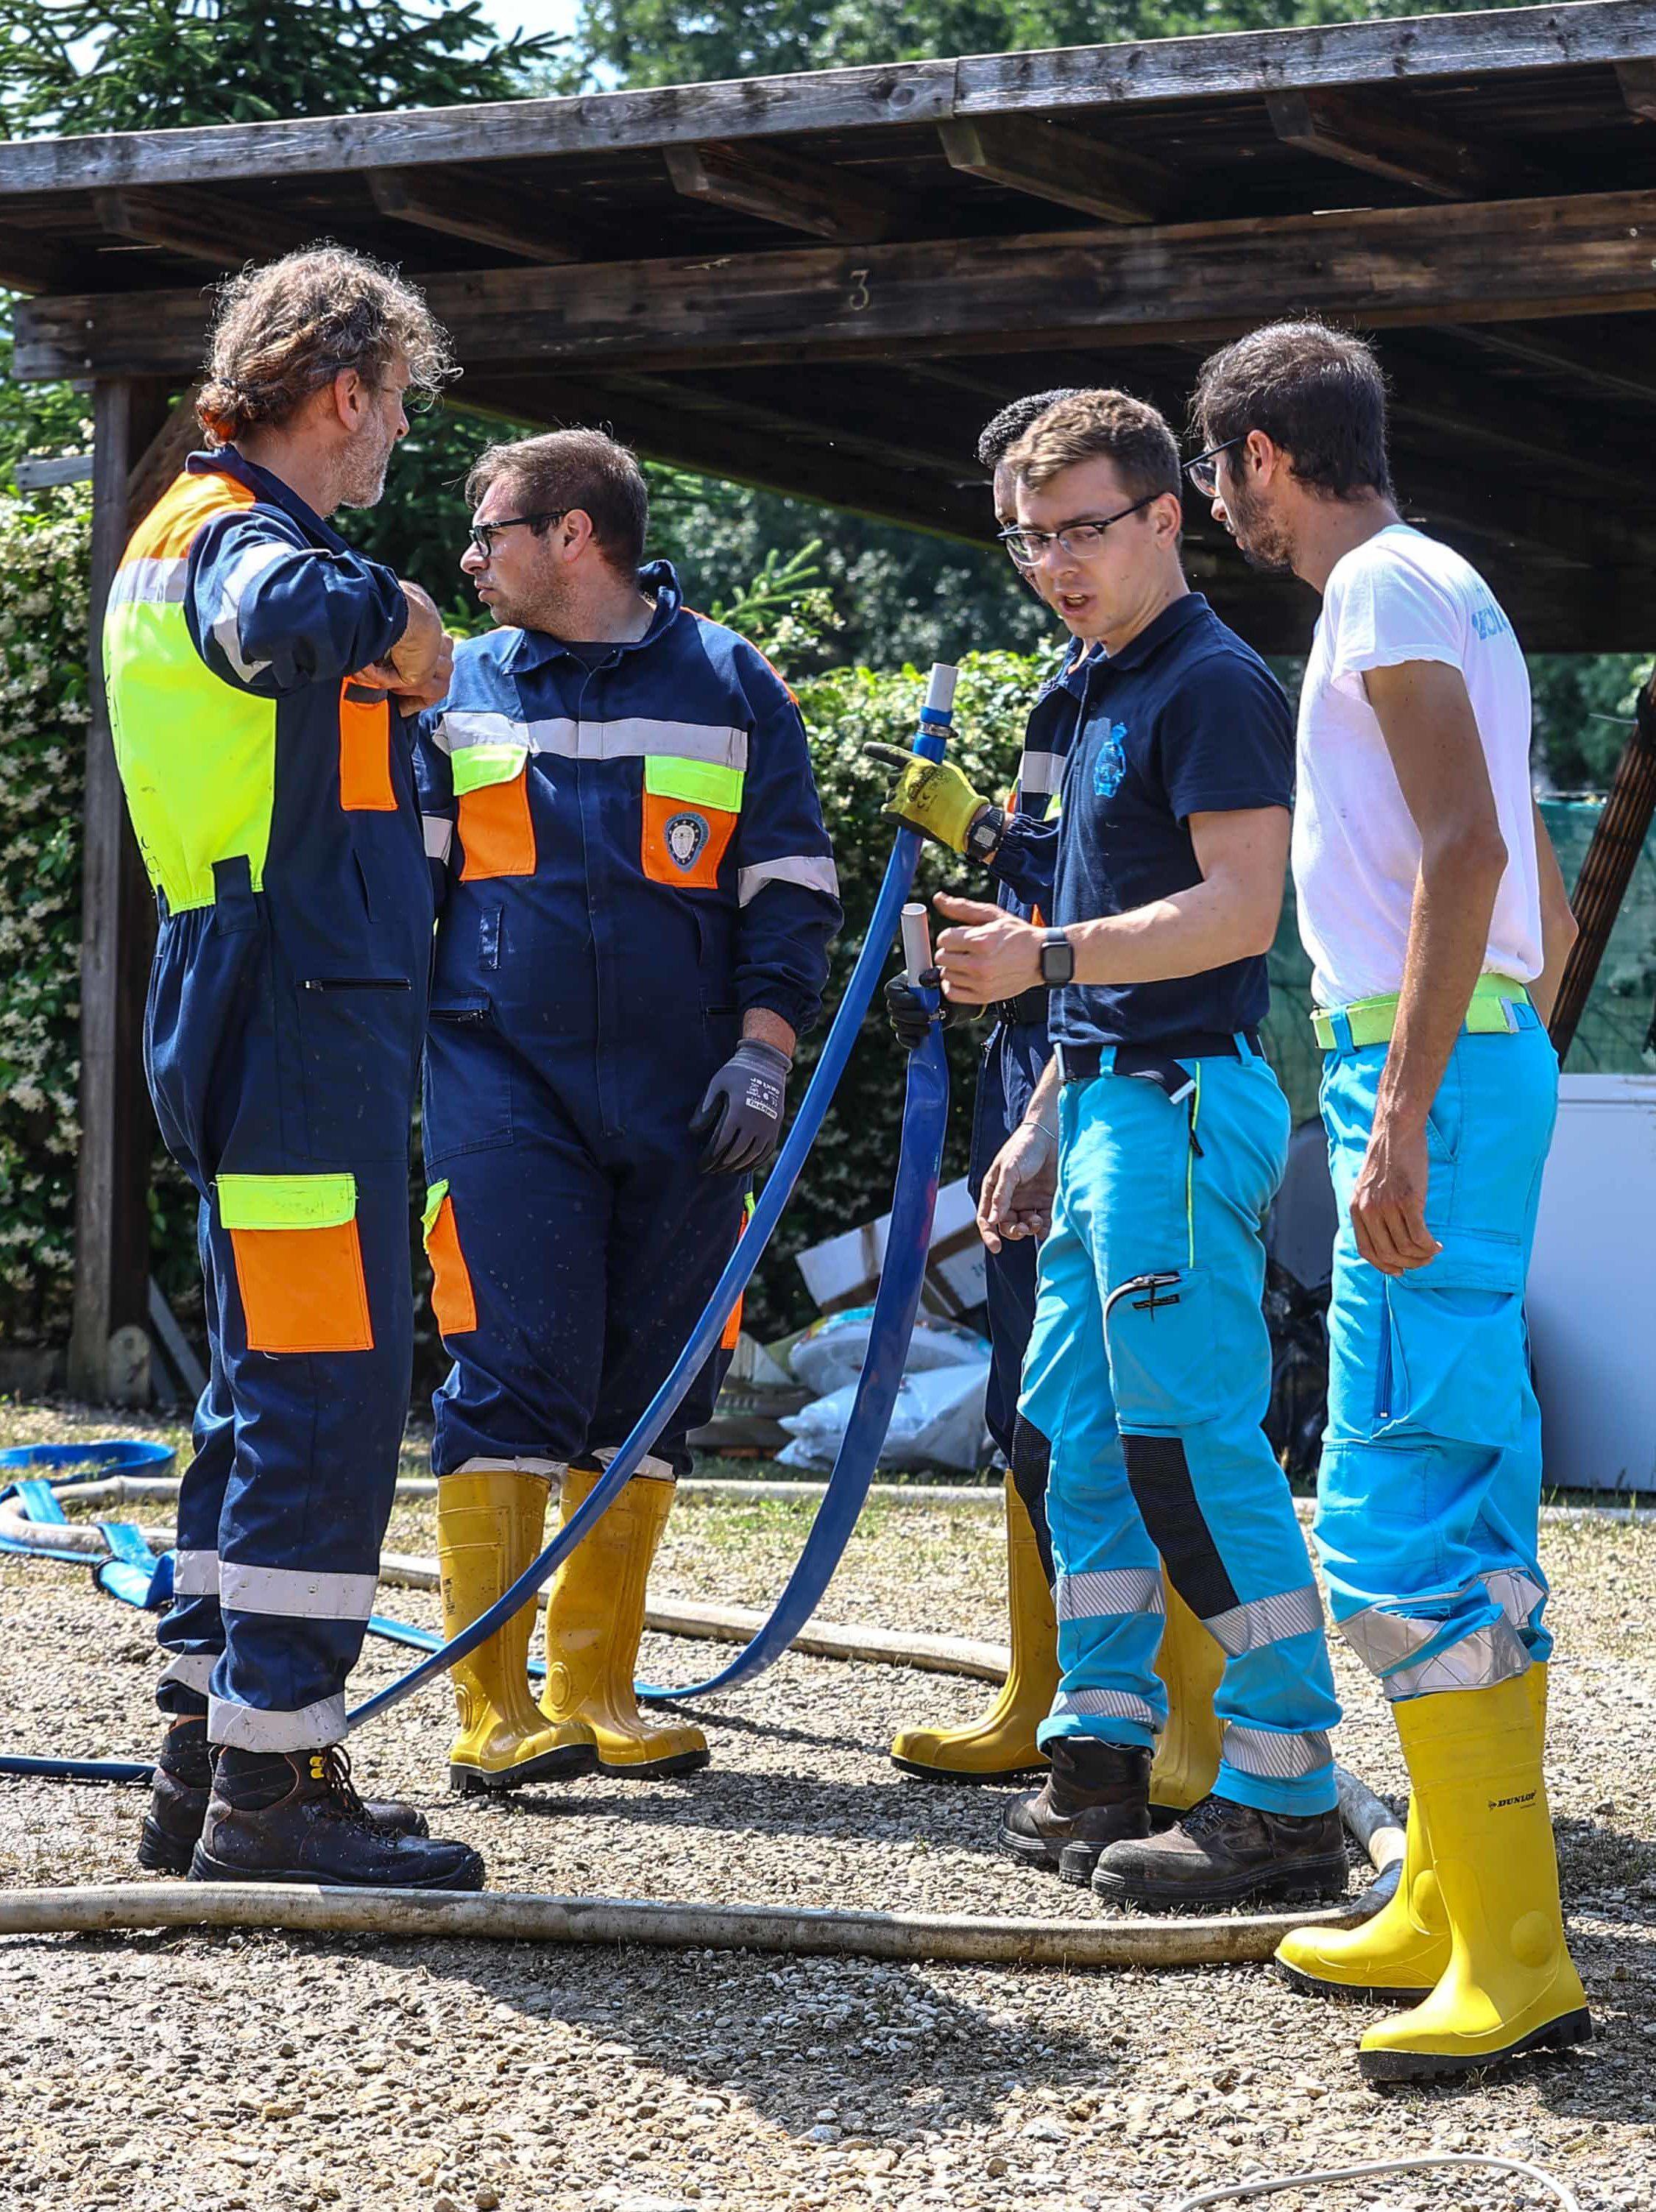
[737, 854, 840, 907]
[1381, 1619, 1530, 1702]
[107, 555, 188, 609]
[437, 710, 748, 772]
[422, 814, 453, 863]
[1224, 1724, 1333, 1779]
[159, 1653, 218, 1695]
[219, 1563, 378, 1622]
[208, 1691, 347, 1753]
[1016, 748, 1064, 797]
[1337, 1600, 1459, 1676]
[1485, 1566, 1546, 1632]
[450, 1455, 566, 1478]
[592, 1446, 676, 1484]
[208, 538, 290, 682]
[1050, 1686, 1158, 1728]
[171, 1548, 220, 1597]
[1206, 1582, 1323, 1658]
[1056, 1568, 1164, 1622]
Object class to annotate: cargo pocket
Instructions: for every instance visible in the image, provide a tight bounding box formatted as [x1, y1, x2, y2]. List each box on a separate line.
[641, 757, 741, 889]
[422, 1000, 513, 1159]
[339, 680, 397, 811]
[1373, 1237, 1527, 1450]
[219, 1173, 373, 1355]
[1102, 1266, 1229, 1432]
[297, 973, 417, 1163]
[455, 743, 535, 880]
[422, 1180, 478, 1336]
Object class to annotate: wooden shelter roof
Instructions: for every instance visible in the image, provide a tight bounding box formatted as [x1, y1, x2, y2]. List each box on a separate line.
[7, 0, 1656, 648]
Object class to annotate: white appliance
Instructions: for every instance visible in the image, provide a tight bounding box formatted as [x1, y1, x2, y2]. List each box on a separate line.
[1529, 1073, 1656, 1492]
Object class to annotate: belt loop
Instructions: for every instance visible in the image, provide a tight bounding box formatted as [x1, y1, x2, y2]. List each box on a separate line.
[210, 853, 258, 935]
[1055, 1041, 1071, 1085]
[1331, 1009, 1355, 1056]
[1099, 1045, 1117, 1079]
[1232, 1028, 1258, 1064]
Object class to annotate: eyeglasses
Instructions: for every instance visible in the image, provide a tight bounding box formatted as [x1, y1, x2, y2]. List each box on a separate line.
[467, 509, 566, 557]
[1183, 440, 1245, 498]
[997, 490, 1165, 569]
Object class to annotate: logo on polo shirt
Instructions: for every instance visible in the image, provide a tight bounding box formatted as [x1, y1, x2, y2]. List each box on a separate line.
[1093, 721, 1128, 800]
[665, 812, 710, 869]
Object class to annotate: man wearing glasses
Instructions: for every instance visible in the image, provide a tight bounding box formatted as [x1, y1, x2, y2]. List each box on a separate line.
[1192, 321, 1586, 2078]
[412, 428, 840, 1796]
[924, 389, 1345, 1907]
[879, 392, 1226, 1831]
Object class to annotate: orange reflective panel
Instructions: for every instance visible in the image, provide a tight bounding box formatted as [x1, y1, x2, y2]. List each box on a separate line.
[339, 680, 397, 812]
[229, 1221, 375, 1355]
[425, 1191, 478, 1337]
[459, 774, 537, 880]
[641, 793, 737, 890]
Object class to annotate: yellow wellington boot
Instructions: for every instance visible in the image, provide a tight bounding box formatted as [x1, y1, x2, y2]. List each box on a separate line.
[890, 1471, 1060, 1781]
[1147, 1572, 1225, 1822]
[1275, 1656, 1551, 2001]
[1358, 1669, 1590, 2082]
[438, 1468, 599, 1796]
[539, 1457, 709, 1777]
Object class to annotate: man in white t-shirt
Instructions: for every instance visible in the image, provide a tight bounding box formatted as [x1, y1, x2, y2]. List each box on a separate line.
[1191, 319, 1587, 2083]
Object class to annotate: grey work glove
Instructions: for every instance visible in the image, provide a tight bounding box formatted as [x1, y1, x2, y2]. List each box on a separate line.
[692, 1039, 791, 1174]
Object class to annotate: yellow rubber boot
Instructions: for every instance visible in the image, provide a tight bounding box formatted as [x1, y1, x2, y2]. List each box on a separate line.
[539, 1457, 709, 1778]
[1358, 1669, 1590, 2081]
[1147, 1573, 1225, 1821]
[438, 1468, 598, 1796]
[889, 1471, 1059, 1781]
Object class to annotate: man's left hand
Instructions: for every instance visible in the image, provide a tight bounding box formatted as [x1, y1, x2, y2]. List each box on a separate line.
[1350, 1114, 1443, 1276]
[932, 893, 1042, 1006]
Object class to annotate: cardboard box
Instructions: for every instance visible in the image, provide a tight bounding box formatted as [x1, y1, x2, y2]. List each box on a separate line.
[795, 1177, 987, 1320]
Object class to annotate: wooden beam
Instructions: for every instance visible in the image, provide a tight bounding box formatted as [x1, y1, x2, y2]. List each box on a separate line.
[938, 116, 1175, 225]
[1384, 356, 1634, 495]
[1264, 88, 1512, 199]
[367, 167, 581, 265]
[1454, 320, 1656, 408]
[69, 379, 168, 1404]
[127, 386, 203, 519]
[1550, 667, 1656, 1061]
[1399, 453, 1656, 573]
[1616, 57, 1656, 121]
[663, 141, 894, 242]
[1, 5, 1648, 195]
[22, 186, 1656, 384]
[0, 225, 85, 294]
[94, 185, 316, 267]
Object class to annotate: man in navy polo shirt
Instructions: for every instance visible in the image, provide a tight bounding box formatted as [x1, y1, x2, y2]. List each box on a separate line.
[933, 389, 1344, 1907]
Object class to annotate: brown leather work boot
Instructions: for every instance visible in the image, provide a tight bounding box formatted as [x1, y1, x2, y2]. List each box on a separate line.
[1091, 1792, 1347, 1910]
[998, 1737, 1150, 1873]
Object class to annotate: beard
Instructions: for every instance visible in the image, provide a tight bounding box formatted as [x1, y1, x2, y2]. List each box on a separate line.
[1222, 472, 1296, 576]
[337, 423, 394, 510]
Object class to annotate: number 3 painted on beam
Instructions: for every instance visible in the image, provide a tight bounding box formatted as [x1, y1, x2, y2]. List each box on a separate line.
[848, 269, 871, 312]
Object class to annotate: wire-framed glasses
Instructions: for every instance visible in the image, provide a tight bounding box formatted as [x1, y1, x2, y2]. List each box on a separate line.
[996, 490, 1164, 569]
[1183, 440, 1245, 498]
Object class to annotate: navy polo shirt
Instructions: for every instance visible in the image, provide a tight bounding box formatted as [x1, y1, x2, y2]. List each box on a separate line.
[1049, 593, 1293, 1051]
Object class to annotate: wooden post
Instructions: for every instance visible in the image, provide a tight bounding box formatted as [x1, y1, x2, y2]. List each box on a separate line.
[1548, 664, 1656, 1063]
[67, 378, 169, 1402]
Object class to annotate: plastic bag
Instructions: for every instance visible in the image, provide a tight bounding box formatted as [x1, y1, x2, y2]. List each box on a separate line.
[777, 1357, 990, 1474]
[788, 1307, 989, 1398]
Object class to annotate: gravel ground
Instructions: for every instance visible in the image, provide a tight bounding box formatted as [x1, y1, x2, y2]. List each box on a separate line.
[0, 1402, 1652, 2212]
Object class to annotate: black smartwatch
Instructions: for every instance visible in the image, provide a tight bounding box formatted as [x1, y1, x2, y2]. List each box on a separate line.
[1038, 927, 1075, 986]
[964, 805, 1005, 866]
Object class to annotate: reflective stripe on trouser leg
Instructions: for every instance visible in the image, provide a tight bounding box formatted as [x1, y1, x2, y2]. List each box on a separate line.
[1314, 1024, 1557, 1701]
[1021, 1095, 1162, 1752]
[206, 1162, 412, 1752]
[158, 1195, 234, 1715]
[1069, 1058, 1341, 1815]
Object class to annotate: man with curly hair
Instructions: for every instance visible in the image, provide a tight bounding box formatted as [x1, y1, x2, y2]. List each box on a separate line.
[103, 245, 484, 1889]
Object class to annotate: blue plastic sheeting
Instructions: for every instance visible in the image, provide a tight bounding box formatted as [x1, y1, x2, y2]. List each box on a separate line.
[637, 1002, 949, 1703]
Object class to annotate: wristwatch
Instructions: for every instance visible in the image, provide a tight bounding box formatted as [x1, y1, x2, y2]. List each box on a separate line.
[964, 805, 1005, 866]
[1038, 927, 1075, 987]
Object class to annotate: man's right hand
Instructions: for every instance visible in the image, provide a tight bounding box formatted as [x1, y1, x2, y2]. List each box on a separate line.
[866, 743, 991, 856]
[977, 1116, 1058, 1254]
[355, 579, 453, 710]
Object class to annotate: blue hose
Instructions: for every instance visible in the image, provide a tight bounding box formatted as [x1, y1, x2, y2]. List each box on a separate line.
[636, 1004, 948, 1703]
[344, 698, 955, 1734]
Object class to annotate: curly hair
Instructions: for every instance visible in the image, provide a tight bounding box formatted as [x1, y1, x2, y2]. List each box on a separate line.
[1192, 321, 1393, 500]
[975, 388, 1084, 470]
[196, 244, 456, 445]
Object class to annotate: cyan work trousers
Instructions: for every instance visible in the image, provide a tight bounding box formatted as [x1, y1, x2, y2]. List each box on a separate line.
[1315, 999, 1557, 1700]
[1022, 1045, 1341, 1815]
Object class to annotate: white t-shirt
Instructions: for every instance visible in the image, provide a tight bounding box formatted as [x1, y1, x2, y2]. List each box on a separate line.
[1292, 523, 1541, 1008]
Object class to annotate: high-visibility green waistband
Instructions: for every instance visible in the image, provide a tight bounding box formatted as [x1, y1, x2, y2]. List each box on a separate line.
[1312, 972, 1531, 1051]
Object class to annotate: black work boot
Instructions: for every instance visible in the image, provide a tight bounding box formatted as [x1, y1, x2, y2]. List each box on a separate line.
[998, 1738, 1150, 1874]
[1090, 1792, 1347, 1910]
[138, 1710, 431, 1877]
[190, 1745, 485, 1890]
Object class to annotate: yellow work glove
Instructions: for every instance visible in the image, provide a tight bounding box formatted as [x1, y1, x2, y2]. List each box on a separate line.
[866, 743, 990, 856]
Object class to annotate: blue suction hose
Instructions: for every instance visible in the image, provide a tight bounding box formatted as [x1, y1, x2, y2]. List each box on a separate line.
[344, 662, 961, 1735]
[636, 905, 949, 1703]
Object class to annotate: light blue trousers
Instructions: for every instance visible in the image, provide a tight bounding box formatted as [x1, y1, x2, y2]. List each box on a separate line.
[1022, 1048, 1341, 1817]
[1316, 1003, 1558, 1700]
